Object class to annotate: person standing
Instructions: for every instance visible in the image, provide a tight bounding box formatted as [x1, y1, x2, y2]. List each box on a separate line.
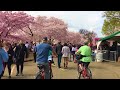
[25, 41, 29, 58]
[2, 41, 9, 76]
[71, 44, 77, 61]
[33, 43, 37, 63]
[55, 42, 63, 68]
[68, 43, 72, 62]
[14, 41, 27, 76]
[62, 43, 70, 69]
[0, 40, 8, 79]
[35, 37, 57, 79]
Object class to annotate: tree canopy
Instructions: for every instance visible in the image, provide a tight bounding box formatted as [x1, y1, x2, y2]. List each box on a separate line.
[102, 11, 120, 35]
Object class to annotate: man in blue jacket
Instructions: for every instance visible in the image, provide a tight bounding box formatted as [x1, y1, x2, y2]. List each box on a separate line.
[36, 37, 57, 79]
[0, 40, 8, 79]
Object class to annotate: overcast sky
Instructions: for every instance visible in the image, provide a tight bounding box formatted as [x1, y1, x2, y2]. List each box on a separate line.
[24, 11, 105, 37]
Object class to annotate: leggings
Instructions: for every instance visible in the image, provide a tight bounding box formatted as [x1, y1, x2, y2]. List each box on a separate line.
[16, 62, 24, 74]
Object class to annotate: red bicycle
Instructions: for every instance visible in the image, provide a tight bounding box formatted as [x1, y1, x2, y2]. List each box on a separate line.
[49, 61, 53, 79]
[35, 64, 45, 79]
[78, 63, 92, 79]
[35, 61, 53, 79]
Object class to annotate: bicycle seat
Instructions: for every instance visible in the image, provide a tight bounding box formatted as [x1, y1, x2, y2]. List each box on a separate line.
[37, 64, 45, 69]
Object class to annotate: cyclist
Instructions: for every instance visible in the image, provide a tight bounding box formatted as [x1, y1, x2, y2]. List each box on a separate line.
[35, 37, 57, 79]
[75, 41, 92, 72]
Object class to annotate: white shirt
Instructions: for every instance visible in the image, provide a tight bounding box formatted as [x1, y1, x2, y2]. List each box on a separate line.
[25, 43, 29, 48]
[62, 46, 70, 57]
[72, 47, 76, 51]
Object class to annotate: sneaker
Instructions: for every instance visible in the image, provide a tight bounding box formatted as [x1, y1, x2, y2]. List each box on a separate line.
[21, 73, 24, 76]
[66, 66, 68, 69]
[16, 73, 19, 76]
[8, 75, 11, 79]
[58, 67, 61, 68]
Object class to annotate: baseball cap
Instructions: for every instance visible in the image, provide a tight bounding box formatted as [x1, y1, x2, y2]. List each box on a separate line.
[43, 37, 48, 41]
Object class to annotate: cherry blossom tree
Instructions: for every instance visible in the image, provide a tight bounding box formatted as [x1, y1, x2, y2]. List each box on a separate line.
[32, 16, 68, 43]
[66, 31, 82, 44]
[0, 11, 34, 42]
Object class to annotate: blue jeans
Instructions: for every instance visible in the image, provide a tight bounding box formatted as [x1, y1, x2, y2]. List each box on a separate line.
[58, 53, 62, 68]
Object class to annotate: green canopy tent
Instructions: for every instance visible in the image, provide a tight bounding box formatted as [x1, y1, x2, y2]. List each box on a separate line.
[99, 31, 120, 42]
[98, 31, 120, 62]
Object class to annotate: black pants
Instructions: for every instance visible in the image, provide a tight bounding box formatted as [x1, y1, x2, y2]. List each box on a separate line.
[16, 61, 24, 74]
[7, 62, 12, 76]
[1, 62, 7, 77]
[78, 61, 90, 68]
[33, 53, 36, 62]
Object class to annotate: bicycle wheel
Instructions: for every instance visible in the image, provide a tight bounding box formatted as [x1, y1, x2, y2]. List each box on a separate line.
[78, 72, 83, 79]
[35, 72, 42, 79]
[78, 67, 83, 79]
[86, 68, 92, 79]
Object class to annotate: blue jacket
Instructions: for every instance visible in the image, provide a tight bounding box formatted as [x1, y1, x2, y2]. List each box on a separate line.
[36, 43, 52, 64]
[0, 48, 8, 75]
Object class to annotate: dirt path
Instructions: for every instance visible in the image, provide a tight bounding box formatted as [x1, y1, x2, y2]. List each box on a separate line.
[2, 58, 120, 79]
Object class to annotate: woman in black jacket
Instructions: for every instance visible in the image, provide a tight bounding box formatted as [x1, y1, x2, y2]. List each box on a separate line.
[14, 41, 27, 76]
[7, 44, 14, 78]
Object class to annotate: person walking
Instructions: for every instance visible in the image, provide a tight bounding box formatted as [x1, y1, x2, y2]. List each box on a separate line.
[68, 43, 72, 62]
[2, 41, 9, 76]
[25, 41, 29, 58]
[55, 42, 63, 68]
[0, 40, 8, 79]
[7, 43, 14, 78]
[14, 41, 27, 76]
[71, 44, 77, 61]
[62, 43, 70, 69]
[33, 43, 37, 63]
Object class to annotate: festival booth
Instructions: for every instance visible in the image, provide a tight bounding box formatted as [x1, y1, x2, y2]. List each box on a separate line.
[96, 31, 120, 62]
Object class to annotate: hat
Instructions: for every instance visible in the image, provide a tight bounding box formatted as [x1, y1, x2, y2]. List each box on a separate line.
[43, 37, 48, 41]
[84, 41, 89, 45]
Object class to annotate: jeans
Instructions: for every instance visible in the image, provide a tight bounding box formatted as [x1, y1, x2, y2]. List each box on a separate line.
[0, 71, 4, 79]
[37, 62, 50, 79]
[58, 54, 62, 68]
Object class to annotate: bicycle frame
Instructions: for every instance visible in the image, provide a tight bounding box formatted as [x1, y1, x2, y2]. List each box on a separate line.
[49, 61, 53, 79]
[78, 63, 92, 79]
[40, 68, 45, 79]
[35, 61, 53, 79]
[35, 65, 45, 79]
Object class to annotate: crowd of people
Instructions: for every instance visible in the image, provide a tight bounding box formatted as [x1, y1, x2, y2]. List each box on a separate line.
[0, 40, 34, 79]
[34, 37, 94, 79]
[0, 36, 95, 79]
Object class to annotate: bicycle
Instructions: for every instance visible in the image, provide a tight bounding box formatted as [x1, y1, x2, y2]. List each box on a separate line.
[77, 63, 92, 79]
[35, 61, 53, 79]
[35, 64, 45, 79]
[49, 61, 53, 79]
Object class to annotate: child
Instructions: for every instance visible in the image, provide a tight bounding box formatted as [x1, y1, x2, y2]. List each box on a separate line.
[48, 50, 55, 65]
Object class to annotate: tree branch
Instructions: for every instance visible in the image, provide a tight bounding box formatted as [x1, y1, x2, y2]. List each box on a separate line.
[27, 26, 34, 36]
